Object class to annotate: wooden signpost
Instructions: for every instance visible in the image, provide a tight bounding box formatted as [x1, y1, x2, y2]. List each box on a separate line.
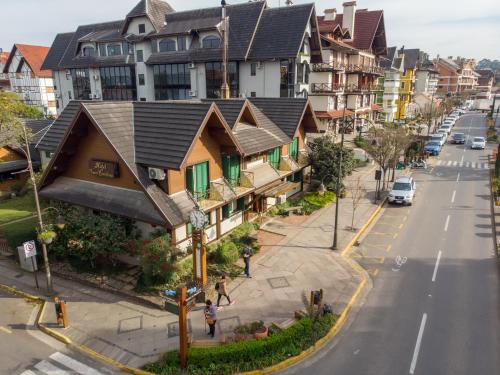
[191, 229, 207, 287]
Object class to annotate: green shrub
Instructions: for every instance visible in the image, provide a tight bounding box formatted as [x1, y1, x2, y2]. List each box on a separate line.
[302, 192, 336, 208]
[139, 234, 180, 285]
[145, 314, 336, 375]
[353, 136, 367, 148]
[211, 240, 239, 265]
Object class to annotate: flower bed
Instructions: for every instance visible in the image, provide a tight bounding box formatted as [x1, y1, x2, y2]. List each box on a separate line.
[145, 313, 337, 375]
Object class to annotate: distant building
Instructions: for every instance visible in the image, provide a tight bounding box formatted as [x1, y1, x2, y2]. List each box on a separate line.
[434, 57, 478, 95]
[415, 51, 439, 97]
[395, 48, 420, 121]
[2, 44, 57, 116]
[378, 46, 404, 123]
[0, 50, 10, 90]
[475, 69, 495, 99]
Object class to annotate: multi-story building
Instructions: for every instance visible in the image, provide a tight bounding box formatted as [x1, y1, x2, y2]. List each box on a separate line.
[415, 51, 439, 96]
[434, 57, 478, 95]
[2, 44, 57, 116]
[378, 46, 403, 123]
[395, 48, 419, 121]
[37, 99, 319, 249]
[0, 50, 10, 90]
[41, 0, 322, 113]
[311, 1, 387, 134]
[475, 69, 495, 99]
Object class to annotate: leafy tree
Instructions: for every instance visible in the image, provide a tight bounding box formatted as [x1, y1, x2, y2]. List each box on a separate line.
[308, 135, 355, 191]
[0, 91, 43, 128]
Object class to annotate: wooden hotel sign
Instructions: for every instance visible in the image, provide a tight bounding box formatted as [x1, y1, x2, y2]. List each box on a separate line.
[89, 159, 119, 178]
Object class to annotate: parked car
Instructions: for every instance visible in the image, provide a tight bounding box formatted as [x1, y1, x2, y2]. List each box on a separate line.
[424, 141, 441, 155]
[436, 129, 448, 138]
[471, 136, 486, 150]
[439, 124, 452, 134]
[430, 134, 446, 146]
[451, 132, 466, 144]
[388, 176, 416, 206]
[443, 119, 455, 127]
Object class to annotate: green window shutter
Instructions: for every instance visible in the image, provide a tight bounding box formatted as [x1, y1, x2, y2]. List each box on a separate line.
[268, 147, 280, 169]
[195, 162, 209, 199]
[222, 203, 232, 219]
[186, 166, 194, 194]
[186, 223, 193, 236]
[236, 197, 245, 211]
[223, 155, 240, 186]
[287, 173, 293, 182]
[222, 156, 230, 181]
[289, 138, 298, 160]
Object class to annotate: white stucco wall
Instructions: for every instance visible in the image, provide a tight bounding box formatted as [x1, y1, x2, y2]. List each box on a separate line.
[220, 211, 243, 235]
[239, 61, 281, 98]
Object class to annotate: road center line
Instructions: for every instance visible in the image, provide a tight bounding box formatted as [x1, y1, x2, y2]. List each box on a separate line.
[444, 215, 450, 232]
[456, 173, 460, 182]
[409, 313, 428, 374]
[460, 155, 464, 164]
[432, 251, 442, 282]
[451, 190, 456, 203]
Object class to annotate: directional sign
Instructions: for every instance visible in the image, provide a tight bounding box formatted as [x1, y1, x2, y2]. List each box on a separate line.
[23, 240, 37, 258]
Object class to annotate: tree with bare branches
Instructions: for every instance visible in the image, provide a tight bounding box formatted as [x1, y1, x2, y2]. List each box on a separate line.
[347, 175, 366, 231]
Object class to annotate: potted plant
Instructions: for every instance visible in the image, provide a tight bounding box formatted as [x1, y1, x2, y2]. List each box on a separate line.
[250, 320, 268, 339]
[233, 323, 251, 342]
[38, 228, 57, 244]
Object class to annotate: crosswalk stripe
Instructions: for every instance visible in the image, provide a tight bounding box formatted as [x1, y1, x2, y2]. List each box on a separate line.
[447, 161, 452, 166]
[459, 161, 464, 167]
[20, 371, 37, 375]
[465, 162, 471, 168]
[452, 161, 458, 166]
[437, 160, 442, 166]
[34, 360, 68, 374]
[50, 352, 103, 375]
[484, 163, 489, 169]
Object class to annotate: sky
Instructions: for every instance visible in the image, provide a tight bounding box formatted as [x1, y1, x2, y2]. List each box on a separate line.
[1, 0, 499, 61]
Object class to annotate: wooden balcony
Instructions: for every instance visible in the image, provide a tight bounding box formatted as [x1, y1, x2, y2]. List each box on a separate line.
[311, 62, 345, 72]
[345, 64, 385, 76]
[345, 83, 384, 93]
[310, 83, 344, 94]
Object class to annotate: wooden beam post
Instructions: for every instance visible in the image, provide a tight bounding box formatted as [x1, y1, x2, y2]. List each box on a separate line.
[177, 287, 188, 369]
[192, 229, 208, 287]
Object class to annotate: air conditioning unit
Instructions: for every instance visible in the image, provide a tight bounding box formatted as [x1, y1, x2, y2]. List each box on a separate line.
[93, 74, 99, 81]
[188, 90, 197, 97]
[188, 62, 196, 69]
[148, 167, 166, 180]
[93, 93, 100, 99]
[89, 93, 93, 99]
[256, 61, 263, 69]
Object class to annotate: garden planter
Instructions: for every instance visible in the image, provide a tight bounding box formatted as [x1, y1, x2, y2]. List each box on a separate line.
[253, 326, 268, 340]
[234, 332, 251, 342]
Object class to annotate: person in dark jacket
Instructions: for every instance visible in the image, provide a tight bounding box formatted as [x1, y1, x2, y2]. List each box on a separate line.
[242, 247, 252, 278]
[204, 300, 217, 338]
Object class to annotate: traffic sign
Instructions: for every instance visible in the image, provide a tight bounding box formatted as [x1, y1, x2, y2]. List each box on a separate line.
[23, 240, 37, 258]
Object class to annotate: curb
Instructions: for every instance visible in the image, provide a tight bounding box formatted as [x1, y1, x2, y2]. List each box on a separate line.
[243, 198, 386, 375]
[0, 283, 153, 375]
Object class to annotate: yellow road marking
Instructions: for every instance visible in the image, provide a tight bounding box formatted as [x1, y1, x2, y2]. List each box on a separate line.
[403, 216, 408, 222]
[362, 243, 390, 250]
[351, 254, 385, 263]
[393, 233, 398, 239]
[367, 269, 379, 277]
[375, 222, 402, 228]
[368, 232, 394, 236]
[399, 223, 404, 229]
[386, 244, 392, 252]
[0, 326, 12, 334]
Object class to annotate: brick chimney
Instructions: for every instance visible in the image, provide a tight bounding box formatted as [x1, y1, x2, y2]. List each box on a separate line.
[342, 1, 357, 40]
[324, 8, 337, 21]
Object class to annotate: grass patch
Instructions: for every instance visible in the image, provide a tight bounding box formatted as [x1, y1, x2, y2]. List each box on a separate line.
[302, 192, 336, 208]
[0, 217, 38, 249]
[145, 314, 337, 375]
[0, 193, 38, 225]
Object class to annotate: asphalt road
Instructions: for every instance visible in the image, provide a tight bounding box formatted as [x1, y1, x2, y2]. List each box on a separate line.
[280, 113, 500, 375]
[0, 288, 120, 374]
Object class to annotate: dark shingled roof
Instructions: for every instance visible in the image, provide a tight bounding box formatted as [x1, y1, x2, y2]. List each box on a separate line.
[36, 101, 82, 151]
[125, 0, 174, 32]
[400, 48, 420, 70]
[248, 3, 314, 60]
[22, 119, 53, 144]
[203, 99, 245, 129]
[41, 32, 74, 70]
[379, 46, 396, 69]
[134, 101, 213, 169]
[249, 98, 308, 139]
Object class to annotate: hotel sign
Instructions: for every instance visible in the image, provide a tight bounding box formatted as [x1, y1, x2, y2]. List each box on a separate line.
[89, 159, 119, 178]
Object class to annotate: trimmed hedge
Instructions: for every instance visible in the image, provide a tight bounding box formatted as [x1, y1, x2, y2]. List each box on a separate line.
[145, 314, 336, 375]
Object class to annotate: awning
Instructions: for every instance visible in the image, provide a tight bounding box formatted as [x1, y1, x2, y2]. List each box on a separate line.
[0, 160, 28, 173]
[39, 176, 167, 225]
[315, 109, 355, 119]
[264, 181, 301, 198]
[254, 179, 283, 195]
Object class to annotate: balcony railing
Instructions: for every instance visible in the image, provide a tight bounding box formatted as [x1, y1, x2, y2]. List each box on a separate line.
[298, 150, 309, 168]
[345, 64, 385, 75]
[310, 83, 344, 94]
[344, 83, 384, 93]
[239, 171, 255, 188]
[311, 62, 345, 72]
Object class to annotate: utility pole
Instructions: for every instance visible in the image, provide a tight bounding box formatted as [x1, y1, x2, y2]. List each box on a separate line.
[332, 98, 347, 250]
[220, 0, 230, 99]
[22, 125, 52, 293]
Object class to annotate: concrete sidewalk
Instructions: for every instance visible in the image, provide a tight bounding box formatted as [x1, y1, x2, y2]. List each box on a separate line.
[0, 164, 389, 370]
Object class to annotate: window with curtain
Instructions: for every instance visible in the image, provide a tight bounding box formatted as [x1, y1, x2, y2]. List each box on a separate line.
[106, 44, 122, 56]
[99, 66, 137, 100]
[159, 39, 176, 52]
[222, 155, 240, 186]
[82, 47, 95, 57]
[268, 147, 281, 169]
[288, 137, 298, 160]
[153, 63, 191, 100]
[186, 161, 209, 200]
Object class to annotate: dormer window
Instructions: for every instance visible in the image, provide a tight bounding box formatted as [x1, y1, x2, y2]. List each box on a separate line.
[138, 23, 146, 34]
[202, 35, 220, 49]
[82, 46, 95, 57]
[107, 44, 122, 56]
[159, 39, 176, 52]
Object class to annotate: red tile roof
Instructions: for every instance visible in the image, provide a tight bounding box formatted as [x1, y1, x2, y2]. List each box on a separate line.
[318, 9, 384, 51]
[315, 109, 355, 119]
[0, 52, 9, 65]
[3, 44, 52, 78]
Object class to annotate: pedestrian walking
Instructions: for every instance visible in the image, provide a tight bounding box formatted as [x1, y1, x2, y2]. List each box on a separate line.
[204, 300, 217, 338]
[242, 247, 252, 278]
[215, 275, 234, 308]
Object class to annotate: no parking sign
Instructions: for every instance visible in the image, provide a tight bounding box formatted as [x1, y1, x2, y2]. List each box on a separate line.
[23, 240, 37, 258]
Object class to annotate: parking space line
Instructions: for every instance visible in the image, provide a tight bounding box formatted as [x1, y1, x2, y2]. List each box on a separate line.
[367, 269, 379, 277]
[393, 233, 398, 239]
[451, 190, 456, 203]
[386, 244, 392, 252]
[444, 215, 450, 232]
[367, 232, 395, 236]
[398, 223, 404, 229]
[0, 326, 12, 334]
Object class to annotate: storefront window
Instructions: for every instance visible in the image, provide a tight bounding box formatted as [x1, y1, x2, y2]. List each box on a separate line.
[99, 66, 137, 101]
[153, 63, 191, 100]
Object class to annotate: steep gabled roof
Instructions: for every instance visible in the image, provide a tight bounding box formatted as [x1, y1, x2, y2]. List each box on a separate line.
[22, 119, 53, 145]
[124, 0, 175, 32]
[41, 33, 75, 71]
[248, 3, 316, 60]
[3, 44, 52, 77]
[401, 48, 420, 70]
